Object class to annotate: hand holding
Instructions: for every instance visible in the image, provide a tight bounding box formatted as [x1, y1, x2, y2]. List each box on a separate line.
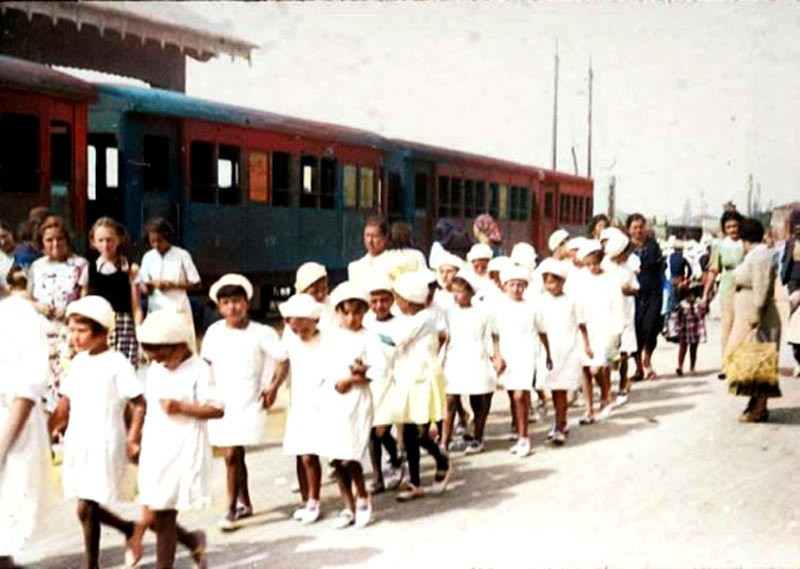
[335, 379, 352, 394]
[160, 399, 182, 415]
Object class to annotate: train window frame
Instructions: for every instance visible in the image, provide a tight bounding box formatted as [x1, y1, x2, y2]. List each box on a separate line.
[217, 144, 241, 205]
[299, 155, 320, 209]
[414, 173, 428, 211]
[320, 157, 336, 210]
[509, 186, 519, 220]
[489, 183, 499, 218]
[343, 164, 358, 208]
[450, 178, 463, 218]
[438, 176, 450, 218]
[497, 184, 509, 220]
[476, 181, 486, 214]
[0, 113, 40, 195]
[270, 151, 293, 207]
[248, 150, 270, 203]
[189, 140, 216, 204]
[544, 192, 554, 219]
[464, 179, 475, 218]
[359, 166, 375, 210]
[519, 187, 530, 221]
[558, 194, 566, 223]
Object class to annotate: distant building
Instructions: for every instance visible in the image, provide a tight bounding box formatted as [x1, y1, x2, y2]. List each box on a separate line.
[771, 201, 800, 241]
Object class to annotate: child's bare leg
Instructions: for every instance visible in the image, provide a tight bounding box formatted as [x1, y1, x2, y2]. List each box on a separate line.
[512, 390, 530, 438]
[368, 428, 385, 487]
[348, 461, 369, 500]
[238, 450, 252, 511]
[552, 390, 568, 431]
[76, 499, 101, 569]
[599, 367, 612, 408]
[507, 391, 516, 432]
[677, 342, 687, 373]
[689, 343, 698, 372]
[469, 393, 493, 442]
[333, 460, 355, 513]
[301, 455, 321, 501]
[296, 456, 309, 503]
[582, 368, 595, 417]
[152, 510, 178, 569]
[223, 446, 241, 517]
[618, 353, 630, 395]
[442, 395, 459, 448]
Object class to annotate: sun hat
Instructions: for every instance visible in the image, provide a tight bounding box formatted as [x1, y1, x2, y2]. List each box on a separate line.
[548, 229, 570, 252]
[577, 239, 603, 261]
[537, 258, 569, 279]
[329, 281, 369, 309]
[510, 242, 537, 271]
[393, 272, 430, 304]
[294, 262, 327, 293]
[500, 264, 531, 285]
[137, 309, 192, 345]
[466, 243, 493, 262]
[66, 295, 115, 330]
[209, 273, 254, 304]
[279, 293, 323, 319]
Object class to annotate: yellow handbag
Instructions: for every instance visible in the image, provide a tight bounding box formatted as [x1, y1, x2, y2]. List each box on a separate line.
[725, 334, 780, 396]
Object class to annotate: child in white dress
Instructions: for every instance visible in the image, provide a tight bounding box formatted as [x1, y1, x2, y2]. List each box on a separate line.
[263, 293, 325, 525]
[202, 274, 287, 531]
[363, 276, 402, 493]
[442, 270, 499, 454]
[538, 259, 592, 444]
[295, 261, 336, 329]
[494, 265, 552, 457]
[577, 241, 625, 424]
[319, 281, 385, 529]
[133, 310, 223, 569]
[49, 296, 145, 568]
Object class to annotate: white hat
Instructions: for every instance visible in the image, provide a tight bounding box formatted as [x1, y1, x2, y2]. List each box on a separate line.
[209, 273, 254, 304]
[548, 229, 570, 252]
[487, 255, 512, 273]
[466, 243, 493, 262]
[500, 264, 531, 285]
[329, 281, 369, 308]
[577, 239, 603, 261]
[419, 269, 438, 284]
[393, 272, 430, 304]
[294, 262, 327, 293]
[538, 258, 569, 279]
[454, 268, 483, 292]
[66, 295, 115, 330]
[366, 274, 394, 295]
[437, 251, 466, 271]
[604, 233, 630, 258]
[566, 236, 587, 251]
[510, 242, 537, 271]
[599, 226, 625, 242]
[279, 293, 323, 319]
[137, 309, 192, 345]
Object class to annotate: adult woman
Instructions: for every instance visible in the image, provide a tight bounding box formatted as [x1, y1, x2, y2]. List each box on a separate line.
[781, 209, 800, 373]
[702, 210, 745, 379]
[726, 217, 781, 422]
[0, 222, 14, 287]
[588, 214, 610, 240]
[626, 213, 664, 380]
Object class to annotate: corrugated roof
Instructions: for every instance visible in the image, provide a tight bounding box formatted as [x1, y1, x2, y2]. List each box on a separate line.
[1, 1, 257, 62]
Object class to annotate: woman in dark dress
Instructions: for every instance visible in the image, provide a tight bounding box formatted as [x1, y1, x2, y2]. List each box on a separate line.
[627, 213, 665, 380]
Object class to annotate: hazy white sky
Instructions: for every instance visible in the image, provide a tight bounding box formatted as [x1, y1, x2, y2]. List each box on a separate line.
[174, 1, 800, 221]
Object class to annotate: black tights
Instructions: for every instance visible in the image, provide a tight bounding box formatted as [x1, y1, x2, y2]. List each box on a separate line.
[793, 344, 800, 366]
[402, 423, 449, 488]
[369, 427, 401, 484]
[76, 499, 135, 569]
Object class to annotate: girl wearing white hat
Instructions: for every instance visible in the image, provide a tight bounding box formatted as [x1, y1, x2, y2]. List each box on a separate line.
[440, 271, 500, 455]
[202, 274, 287, 531]
[294, 261, 335, 330]
[132, 309, 222, 569]
[577, 241, 625, 424]
[538, 259, 592, 444]
[388, 272, 451, 501]
[465, 243, 494, 298]
[263, 293, 325, 525]
[494, 265, 552, 457]
[48, 296, 145, 568]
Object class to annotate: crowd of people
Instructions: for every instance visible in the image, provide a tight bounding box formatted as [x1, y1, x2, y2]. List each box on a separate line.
[0, 205, 798, 568]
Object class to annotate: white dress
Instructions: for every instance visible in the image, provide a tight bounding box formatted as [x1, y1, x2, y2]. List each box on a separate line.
[539, 292, 585, 391]
[202, 321, 285, 447]
[579, 269, 625, 367]
[363, 314, 400, 426]
[317, 328, 383, 461]
[0, 296, 51, 557]
[494, 296, 545, 391]
[138, 356, 219, 511]
[282, 330, 326, 457]
[442, 305, 495, 394]
[61, 350, 142, 503]
[602, 258, 640, 354]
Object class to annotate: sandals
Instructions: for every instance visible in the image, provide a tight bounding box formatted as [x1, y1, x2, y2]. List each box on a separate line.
[579, 414, 596, 425]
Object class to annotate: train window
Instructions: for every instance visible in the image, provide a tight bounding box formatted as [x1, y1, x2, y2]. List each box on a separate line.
[105, 148, 119, 189]
[521, 187, 532, 219]
[438, 177, 450, 217]
[248, 151, 269, 203]
[320, 158, 335, 210]
[498, 184, 509, 220]
[388, 171, 403, 220]
[488, 183, 499, 218]
[343, 165, 358, 208]
[451, 178, 463, 218]
[299, 156, 319, 208]
[271, 152, 292, 207]
[359, 167, 375, 209]
[190, 141, 215, 203]
[218, 145, 241, 205]
[0, 113, 39, 194]
[464, 180, 475, 218]
[509, 186, 519, 220]
[476, 181, 486, 213]
[87, 146, 97, 201]
[143, 135, 169, 193]
[575, 195, 582, 224]
[544, 192, 554, 219]
[587, 197, 593, 220]
[414, 173, 428, 209]
[558, 195, 566, 222]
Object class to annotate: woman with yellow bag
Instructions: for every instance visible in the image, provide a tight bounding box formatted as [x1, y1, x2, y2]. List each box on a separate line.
[725, 217, 782, 423]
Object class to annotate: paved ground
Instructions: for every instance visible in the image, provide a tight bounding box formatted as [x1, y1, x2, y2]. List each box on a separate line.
[22, 308, 800, 569]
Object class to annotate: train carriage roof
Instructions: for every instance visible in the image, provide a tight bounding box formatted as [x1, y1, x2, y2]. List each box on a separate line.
[0, 55, 96, 102]
[95, 83, 388, 150]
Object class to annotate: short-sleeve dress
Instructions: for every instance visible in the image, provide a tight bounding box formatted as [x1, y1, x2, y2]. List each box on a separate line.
[442, 304, 495, 395]
[580, 269, 625, 367]
[282, 329, 326, 457]
[29, 254, 88, 409]
[602, 258, 640, 354]
[201, 320, 286, 447]
[317, 327, 383, 461]
[61, 350, 142, 503]
[494, 296, 545, 391]
[539, 292, 585, 391]
[0, 295, 51, 557]
[363, 313, 400, 427]
[138, 356, 220, 511]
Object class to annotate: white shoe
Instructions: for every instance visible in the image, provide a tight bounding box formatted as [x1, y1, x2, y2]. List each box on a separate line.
[513, 438, 531, 457]
[298, 505, 320, 525]
[396, 483, 425, 502]
[794, 366, 800, 378]
[354, 499, 372, 528]
[384, 467, 402, 489]
[292, 507, 306, 521]
[598, 406, 613, 421]
[614, 394, 629, 407]
[331, 508, 355, 529]
[217, 516, 237, 532]
[428, 463, 454, 495]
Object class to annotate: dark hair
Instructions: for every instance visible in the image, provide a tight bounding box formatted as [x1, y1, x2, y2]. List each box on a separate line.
[6, 265, 26, 290]
[364, 216, 389, 237]
[739, 217, 764, 244]
[37, 215, 72, 251]
[67, 314, 108, 335]
[789, 208, 800, 229]
[15, 219, 35, 242]
[143, 217, 175, 243]
[720, 210, 744, 231]
[0, 220, 12, 234]
[625, 213, 646, 229]
[90, 216, 130, 254]
[335, 298, 369, 313]
[451, 276, 475, 294]
[216, 284, 248, 301]
[28, 206, 50, 225]
[588, 214, 609, 236]
[389, 221, 414, 249]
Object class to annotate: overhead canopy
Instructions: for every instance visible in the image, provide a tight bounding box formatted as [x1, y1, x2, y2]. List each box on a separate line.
[1, 1, 257, 63]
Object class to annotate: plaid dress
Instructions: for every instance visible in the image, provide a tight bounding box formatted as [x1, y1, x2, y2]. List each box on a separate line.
[666, 299, 707, 345]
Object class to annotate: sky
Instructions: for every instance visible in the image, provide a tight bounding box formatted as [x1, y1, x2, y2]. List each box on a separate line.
[164, 1, 800, 222]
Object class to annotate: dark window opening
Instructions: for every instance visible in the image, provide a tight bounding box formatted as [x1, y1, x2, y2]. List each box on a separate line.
[143, 135, 169, 193]
[190, 141, 215, 203]
[414, 173, 428, 210]
[464, 180, 475, 218]
[438, 176, 450, 217]
[476, 181, 486, 213]
[217, 145, 241, 205]
[509, 186, 519, 220]
[587, 197, 593, 220]
[271, 152, 292, 207]
[388, 171, 403, 220]
[320, 158, 336, 210]
[299, 155, 319, 208]
[545, 192, 554, 219]
[450, 178, 463, 218]
[489, 183, 499, 218]
[50, 121, 73, 222]
[0, 113, 39, 194]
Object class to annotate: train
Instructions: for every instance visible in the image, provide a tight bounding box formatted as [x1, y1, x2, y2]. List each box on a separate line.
[0, 55, 594, 312]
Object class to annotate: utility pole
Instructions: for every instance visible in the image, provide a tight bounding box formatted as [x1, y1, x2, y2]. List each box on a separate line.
[551, 38, 559, 170]
[746, 174, 754, 215]
[608, 175, 616, 219]
[587, 59, 593, 178]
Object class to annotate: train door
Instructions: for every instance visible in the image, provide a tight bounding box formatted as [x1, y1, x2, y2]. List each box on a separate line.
[540, 182, 558, 245]
[387, 170, 404, 223]
[86, 133, 122, 227]
[412, 164, 434, 254]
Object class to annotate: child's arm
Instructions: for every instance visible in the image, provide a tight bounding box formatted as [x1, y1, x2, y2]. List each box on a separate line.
[335, 373, 370, 394]
[491, 333, 506, 375]
[579, 323, 594, 360]
[126, 395, 146, 463]
[262, 359, 289, 409]
[161, 399, 223, 420]
[49, 395, 70, 440]
[538, 333, 553, 370]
